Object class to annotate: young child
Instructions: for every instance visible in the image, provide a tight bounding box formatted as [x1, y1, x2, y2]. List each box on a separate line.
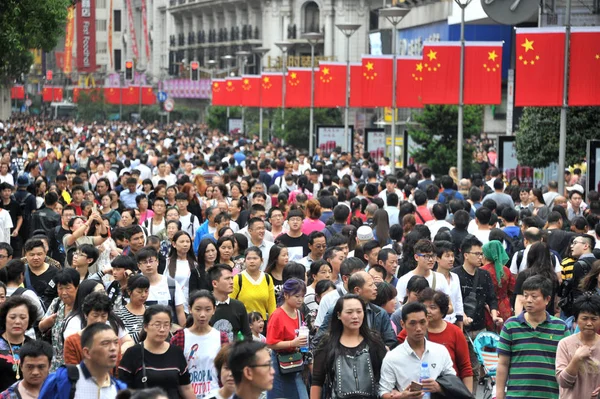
[249, 312, 266, 343]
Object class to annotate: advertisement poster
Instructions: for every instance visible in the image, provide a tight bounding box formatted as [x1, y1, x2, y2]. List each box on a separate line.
[385, 136, 404, 169]
[587, 140, 600, 197]
[76, 0, 96, 73]
[228, 118, 243, 134]
[316, 125, 353, 153]
[365, 128, 386, 163]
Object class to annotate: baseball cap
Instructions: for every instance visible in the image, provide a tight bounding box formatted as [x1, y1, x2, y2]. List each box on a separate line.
[566, 184, 584, 195]
[17, 175, 30, 187]
[357, 226, 374, 241]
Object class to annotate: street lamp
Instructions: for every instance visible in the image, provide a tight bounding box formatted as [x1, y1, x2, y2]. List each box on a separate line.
[236, 51, 251, 135]
[252, 47, 270, 143]
[275, 42, 295, 139]
[379, 6, 410, 174]
[454, 0, 472, 180]
[302, 32, 324, 157]
[221, 55, 234, 118]
[207, 59, 217, 123]
[336, 23, 361, 153]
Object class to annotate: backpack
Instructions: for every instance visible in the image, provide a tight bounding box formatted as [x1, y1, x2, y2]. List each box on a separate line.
[67, 364, 79, 399]
[440, 190, 456, 205]
[235, 273, 271, 300]
[558, 257, 597, 317]
[324, 345, 377, 399]
[18, 192, 33, 216]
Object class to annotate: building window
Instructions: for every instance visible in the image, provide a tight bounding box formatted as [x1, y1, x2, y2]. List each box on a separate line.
[96, 0, 106, 8]
[303, 1, 320, 33]
[97, 19, 107, 31]
[97, 42, 107, 54]
[114, 49, 122, 71]
[114, 10, 122, 32]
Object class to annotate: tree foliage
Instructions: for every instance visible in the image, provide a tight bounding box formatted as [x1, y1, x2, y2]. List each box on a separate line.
[207, 106, 242, 131]
[515, 107, 600, 168]
[0, 0, 70, 83]
[409, 105, 484, 176]
[271, 108, 343, 149]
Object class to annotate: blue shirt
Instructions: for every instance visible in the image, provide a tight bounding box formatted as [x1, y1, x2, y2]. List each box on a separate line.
[119, 189, 141, 208]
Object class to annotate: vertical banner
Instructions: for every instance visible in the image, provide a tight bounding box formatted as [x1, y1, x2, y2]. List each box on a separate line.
[364, 128, 386, 164]
[64, 7, 75, 74]
[141, 0, 150, 63]
[76, 0, 96, 73]
[108, 0, 113, 69]
[126, 0, 139, 59]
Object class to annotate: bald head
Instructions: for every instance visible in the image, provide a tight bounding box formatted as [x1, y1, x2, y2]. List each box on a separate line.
[524, 227, 542, 245]
[348, 271, 377, 302]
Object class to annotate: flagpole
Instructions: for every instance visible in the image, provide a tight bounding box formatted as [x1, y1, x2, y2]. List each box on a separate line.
[275, 42, 294, 143]
[252, 48, 269, 144]
[336, 24, 361, 154]
[558, 0, 572, 195]
[303, 33, 324, 157]
[236, 51, 251, 135]
[455, 0, 471, 181]
[380, 7, 410, 175]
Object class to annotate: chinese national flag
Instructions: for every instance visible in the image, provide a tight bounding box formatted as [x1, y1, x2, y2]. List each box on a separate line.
[396, 57, 423, 108]
[42, 87, 53, 102]
[568, 27, 600, 106]
[52, 88, 64, 102]
[104, 87, 120, 105]
[11, 86, 25, 100]
[285, 68, 311, 108]
[421, 43, 461, 105]
[261, 73, 283, 108]
[515, 28, 565, 107]
[315, 62, 346, 108]
[223, 78, 242, 107]
[240, 76, 261, 107]
[122, 86, 139, 105]
[73, 88, 81, 102]
[349, 63, 364, 108]
[142, 87, 155, 105]
[360, 56, 393, 108]
[212, 80, 226, 106]
[464, 42, 503, 105]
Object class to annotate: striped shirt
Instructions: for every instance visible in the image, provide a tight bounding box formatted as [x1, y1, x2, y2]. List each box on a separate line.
[497, 312, 570, 399]
[114, 306, 145, 344]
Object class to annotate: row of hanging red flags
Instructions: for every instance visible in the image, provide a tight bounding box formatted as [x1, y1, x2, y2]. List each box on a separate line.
[212, 26, 600, 108]
[72, 87, 156, 105]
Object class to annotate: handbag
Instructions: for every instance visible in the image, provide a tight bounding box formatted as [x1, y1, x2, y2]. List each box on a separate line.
[432, 373, 475, 399]
[462, 269, 481, 319]
[276, 310, 304, 375]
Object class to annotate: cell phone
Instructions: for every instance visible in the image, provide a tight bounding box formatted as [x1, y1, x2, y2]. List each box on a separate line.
[409, 381, 423, 392]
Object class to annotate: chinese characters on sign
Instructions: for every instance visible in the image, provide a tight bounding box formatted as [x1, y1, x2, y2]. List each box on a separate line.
[76, 0, 96, 73]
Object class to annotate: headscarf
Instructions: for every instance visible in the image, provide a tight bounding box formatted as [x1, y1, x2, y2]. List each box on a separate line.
[482, 240, 509, 287]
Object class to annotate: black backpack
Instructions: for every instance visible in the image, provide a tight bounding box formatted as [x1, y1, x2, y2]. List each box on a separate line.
[558, 257, 597, 317]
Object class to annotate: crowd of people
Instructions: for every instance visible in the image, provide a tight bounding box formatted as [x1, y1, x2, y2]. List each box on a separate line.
[0, 117, 598, 399]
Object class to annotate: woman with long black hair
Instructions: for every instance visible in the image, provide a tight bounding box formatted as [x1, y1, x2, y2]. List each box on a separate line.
[165, 231, 197, 311]
[189, 238, 218, 293]
[311, 295, 387, 399]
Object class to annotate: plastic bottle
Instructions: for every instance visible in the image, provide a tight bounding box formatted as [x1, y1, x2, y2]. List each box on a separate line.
[236, 331, 244, 342]
[420, 362, 431, 399]
[298, 325, 310, 353]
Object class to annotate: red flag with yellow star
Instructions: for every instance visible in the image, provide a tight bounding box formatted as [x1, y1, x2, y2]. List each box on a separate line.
[104, 87, 120, 105]
[568, 27, 600, 106]
[464, 42, 503, 105]
[515, 27, 565, 107]
[349, 63, 364, 108]
[359, 55, 393, 108]
[260, 73, 283, 108]
[396, 56, 423, 108]
[315, 62, 346, 108]
[223, 78, 242, 107]
[122, 86, 139, 105]
[420, 42, 461, 105]
[142, 86, 156, 105]
[211, 79, 226, 106]
[240, 76, 261, 107]
[285, 68, 312, 108]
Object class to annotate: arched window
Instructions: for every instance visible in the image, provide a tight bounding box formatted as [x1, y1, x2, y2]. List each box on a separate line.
[304, 1, 320, 33]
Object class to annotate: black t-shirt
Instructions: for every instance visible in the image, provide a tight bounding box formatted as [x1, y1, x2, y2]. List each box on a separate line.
[27, 264, 58, 298]
[275, 233, 310, 257]
[0, 336, 33, 392]
[451, 266, 499, 331]
[48, 226, 70, 267]
[0, 199, 21, 232]
[210, 298, 252, 342]
[119, 344, 191, 399]
[545, 229, 574, 259]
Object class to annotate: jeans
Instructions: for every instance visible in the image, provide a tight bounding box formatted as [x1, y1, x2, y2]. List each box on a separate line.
[267, 351, 308, 399]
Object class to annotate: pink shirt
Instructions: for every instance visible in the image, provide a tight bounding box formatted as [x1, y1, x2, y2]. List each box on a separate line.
[139, 209, 155, 224]
[302, 218, 325, 235]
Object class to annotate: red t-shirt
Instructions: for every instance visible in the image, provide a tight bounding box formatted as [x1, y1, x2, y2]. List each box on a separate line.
[266, 307, 302, 351]
[397, 322, 473, 379]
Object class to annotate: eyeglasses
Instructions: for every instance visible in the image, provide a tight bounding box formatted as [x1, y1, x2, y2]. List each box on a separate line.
[72, 251, 85, 258]
[417, 254, 436, 260]
[139, 258, 157, 265]
[248, 362, 273, 369]
[467, 252, 484, 257]
[149, 322, 171, 330]
[572, 241, 586, 246]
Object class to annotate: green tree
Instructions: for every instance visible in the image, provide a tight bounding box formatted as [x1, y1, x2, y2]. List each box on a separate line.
[207, 106, 242, 130]
[77, 90, 106, 122]
[515, 106, 600, 168]
[409, 105, 484, 176]
[271, 108, 343, 149]
[0, 0, 70, 83]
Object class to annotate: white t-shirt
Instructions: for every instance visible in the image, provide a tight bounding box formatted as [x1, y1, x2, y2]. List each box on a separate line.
[180, 213, 201, 237]
[164, 259, 191, 312]
[396, 270, 451, 304]
[0, 210, 13, 244]
[147, 274, 185, 309]
[509, 245, 562, 274]
[184, 328, 222, 398]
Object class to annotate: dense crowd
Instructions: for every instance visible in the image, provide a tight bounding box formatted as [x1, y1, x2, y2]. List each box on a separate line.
[0, 117, 598, 399]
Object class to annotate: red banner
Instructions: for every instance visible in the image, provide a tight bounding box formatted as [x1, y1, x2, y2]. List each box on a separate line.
[240, 76, 261, 107]
[349, 63, 363, 108]
[76, 0, 96, 73]
[396, 57, 423, 108]
[360, 56, 394, 108]
[212, 80, 226, 106]
[126, 0, 139, 59]
[285, 68, 311, 108]
[420, 42, 461, 105]
[64, 7, 75, 74]
[10, 86, 25, 100]
[464, 42, 503, 105]
[568, 27, 600, 106]
[42, 87, 64, 102]
[141, 0, 151, 63]
[260, 74, 283, 108]
[314, 62, 346, 108]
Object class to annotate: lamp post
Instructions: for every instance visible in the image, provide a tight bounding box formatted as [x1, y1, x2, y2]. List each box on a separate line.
[379, 7, 410, 174]
[236, 50, 251, 135]
[207, 59, 217, 122]
[336, 23, 361, 153]
[275, 42, 295, 140]
[558, 0, 572, 195]
[221, 55, 234, 118]
[138, 68, 147, 120]
[302, 32, 324, 157]
[454, 0, 472, 180]
[252, 47, 270, 143]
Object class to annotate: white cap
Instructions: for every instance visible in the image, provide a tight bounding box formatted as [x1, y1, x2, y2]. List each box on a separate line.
[357, 226, 374, 241]
[566, 184, 584, 195]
